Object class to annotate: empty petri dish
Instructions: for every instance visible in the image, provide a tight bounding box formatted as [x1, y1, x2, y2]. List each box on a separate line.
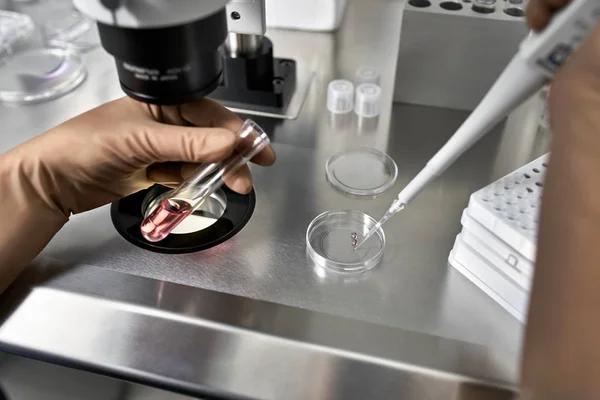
[0, 48, 86, 103]
[44, 11, 100, 52]
[307, 210, 385, 274]
[0, 11, 35, 59]
[326, 148, 398, 196]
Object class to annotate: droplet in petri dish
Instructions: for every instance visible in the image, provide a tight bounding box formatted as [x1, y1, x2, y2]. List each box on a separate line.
[307, 210, 386, 274]
[350, 231, 358, 248]
[320, 228, 382, 264]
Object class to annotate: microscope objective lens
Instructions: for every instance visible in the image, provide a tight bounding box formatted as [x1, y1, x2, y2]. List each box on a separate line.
[140, 198, 193, 242]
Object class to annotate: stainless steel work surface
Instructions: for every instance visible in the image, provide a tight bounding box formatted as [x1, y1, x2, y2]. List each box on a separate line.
[0, 0, 549, 398]
[40, 109, 523, 353]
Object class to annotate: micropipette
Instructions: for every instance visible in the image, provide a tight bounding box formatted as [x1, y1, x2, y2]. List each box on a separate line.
[354, 0, 600, 250]
[141, 119, 269, 242]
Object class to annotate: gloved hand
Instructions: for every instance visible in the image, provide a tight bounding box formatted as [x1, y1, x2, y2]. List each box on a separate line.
[11, 96, 276, 215]
[520, 1, 600, 399]
[526, 0, 600, 146]
[0, 96, 275, 291]
[527, 0, 572, 31]
[526, 0, 600, 147]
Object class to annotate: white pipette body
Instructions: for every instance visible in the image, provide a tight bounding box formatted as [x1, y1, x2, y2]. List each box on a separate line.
[355, 0, 600, 250]
[398, 0, 599, 207]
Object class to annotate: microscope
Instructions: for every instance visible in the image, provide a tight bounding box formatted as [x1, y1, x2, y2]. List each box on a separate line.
[71, 0, 296, 253]
[72, 0, 296, 112]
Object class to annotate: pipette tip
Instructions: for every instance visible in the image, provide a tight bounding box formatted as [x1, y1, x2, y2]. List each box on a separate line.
[353, 200, 405, 251]
[352, 223, 381, 251]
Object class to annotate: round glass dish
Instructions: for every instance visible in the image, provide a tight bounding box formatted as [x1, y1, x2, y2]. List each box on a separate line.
[44, 11, 100, 52]
[307, 210, 385, 274]
[326, 148, 398, 196]
[0, 10, 35, 59]
[0, 48, 86, 103]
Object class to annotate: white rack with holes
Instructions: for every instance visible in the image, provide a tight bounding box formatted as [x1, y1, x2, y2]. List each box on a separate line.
[468, 154, 547, 261]
[449, 154, 549, 322]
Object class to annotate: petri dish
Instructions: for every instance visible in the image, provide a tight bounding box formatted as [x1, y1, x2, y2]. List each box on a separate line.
[326, 148, 398, 196]
[0, 11, 35, 59]
[307, 210, 385, 274]
[44, 11, 100, 52]
[0, 48, 87, 103]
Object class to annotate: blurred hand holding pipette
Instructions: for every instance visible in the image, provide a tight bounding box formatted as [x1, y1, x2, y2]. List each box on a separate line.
[354, 0, 600, 250]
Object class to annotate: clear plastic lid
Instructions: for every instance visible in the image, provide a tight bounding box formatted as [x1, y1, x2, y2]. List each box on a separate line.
[44, 11, 100, 52]
[307, 210, 385, 274]
[0, 48, 87, 103]
[326, 148, 398, 196]
[327, 79, 354, 114]
[0, 10, 35, 59]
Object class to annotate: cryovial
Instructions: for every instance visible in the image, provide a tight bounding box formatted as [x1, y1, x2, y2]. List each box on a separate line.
[355, 67, 381, 86]
[327, 79, 354, 114]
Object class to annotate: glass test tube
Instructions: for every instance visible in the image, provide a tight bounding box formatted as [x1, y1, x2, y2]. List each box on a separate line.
[140, 119, 270, 242]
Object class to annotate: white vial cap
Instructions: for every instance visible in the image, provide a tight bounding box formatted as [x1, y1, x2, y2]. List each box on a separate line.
[354, 83, 382, 118]
[356, 67, 380, 85]
[327, 79, 354, 114]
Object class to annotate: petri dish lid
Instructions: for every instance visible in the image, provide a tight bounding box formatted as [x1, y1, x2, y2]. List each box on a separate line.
[326, 148, 398, 196]
[0, 48, 87, 103]
[307, 210, 385, 274]
[0, 11, 35, 59]
[44, 11, 100, 52]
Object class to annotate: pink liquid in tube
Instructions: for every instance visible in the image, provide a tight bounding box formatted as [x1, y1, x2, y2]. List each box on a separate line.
[140, 199, 193, 242]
